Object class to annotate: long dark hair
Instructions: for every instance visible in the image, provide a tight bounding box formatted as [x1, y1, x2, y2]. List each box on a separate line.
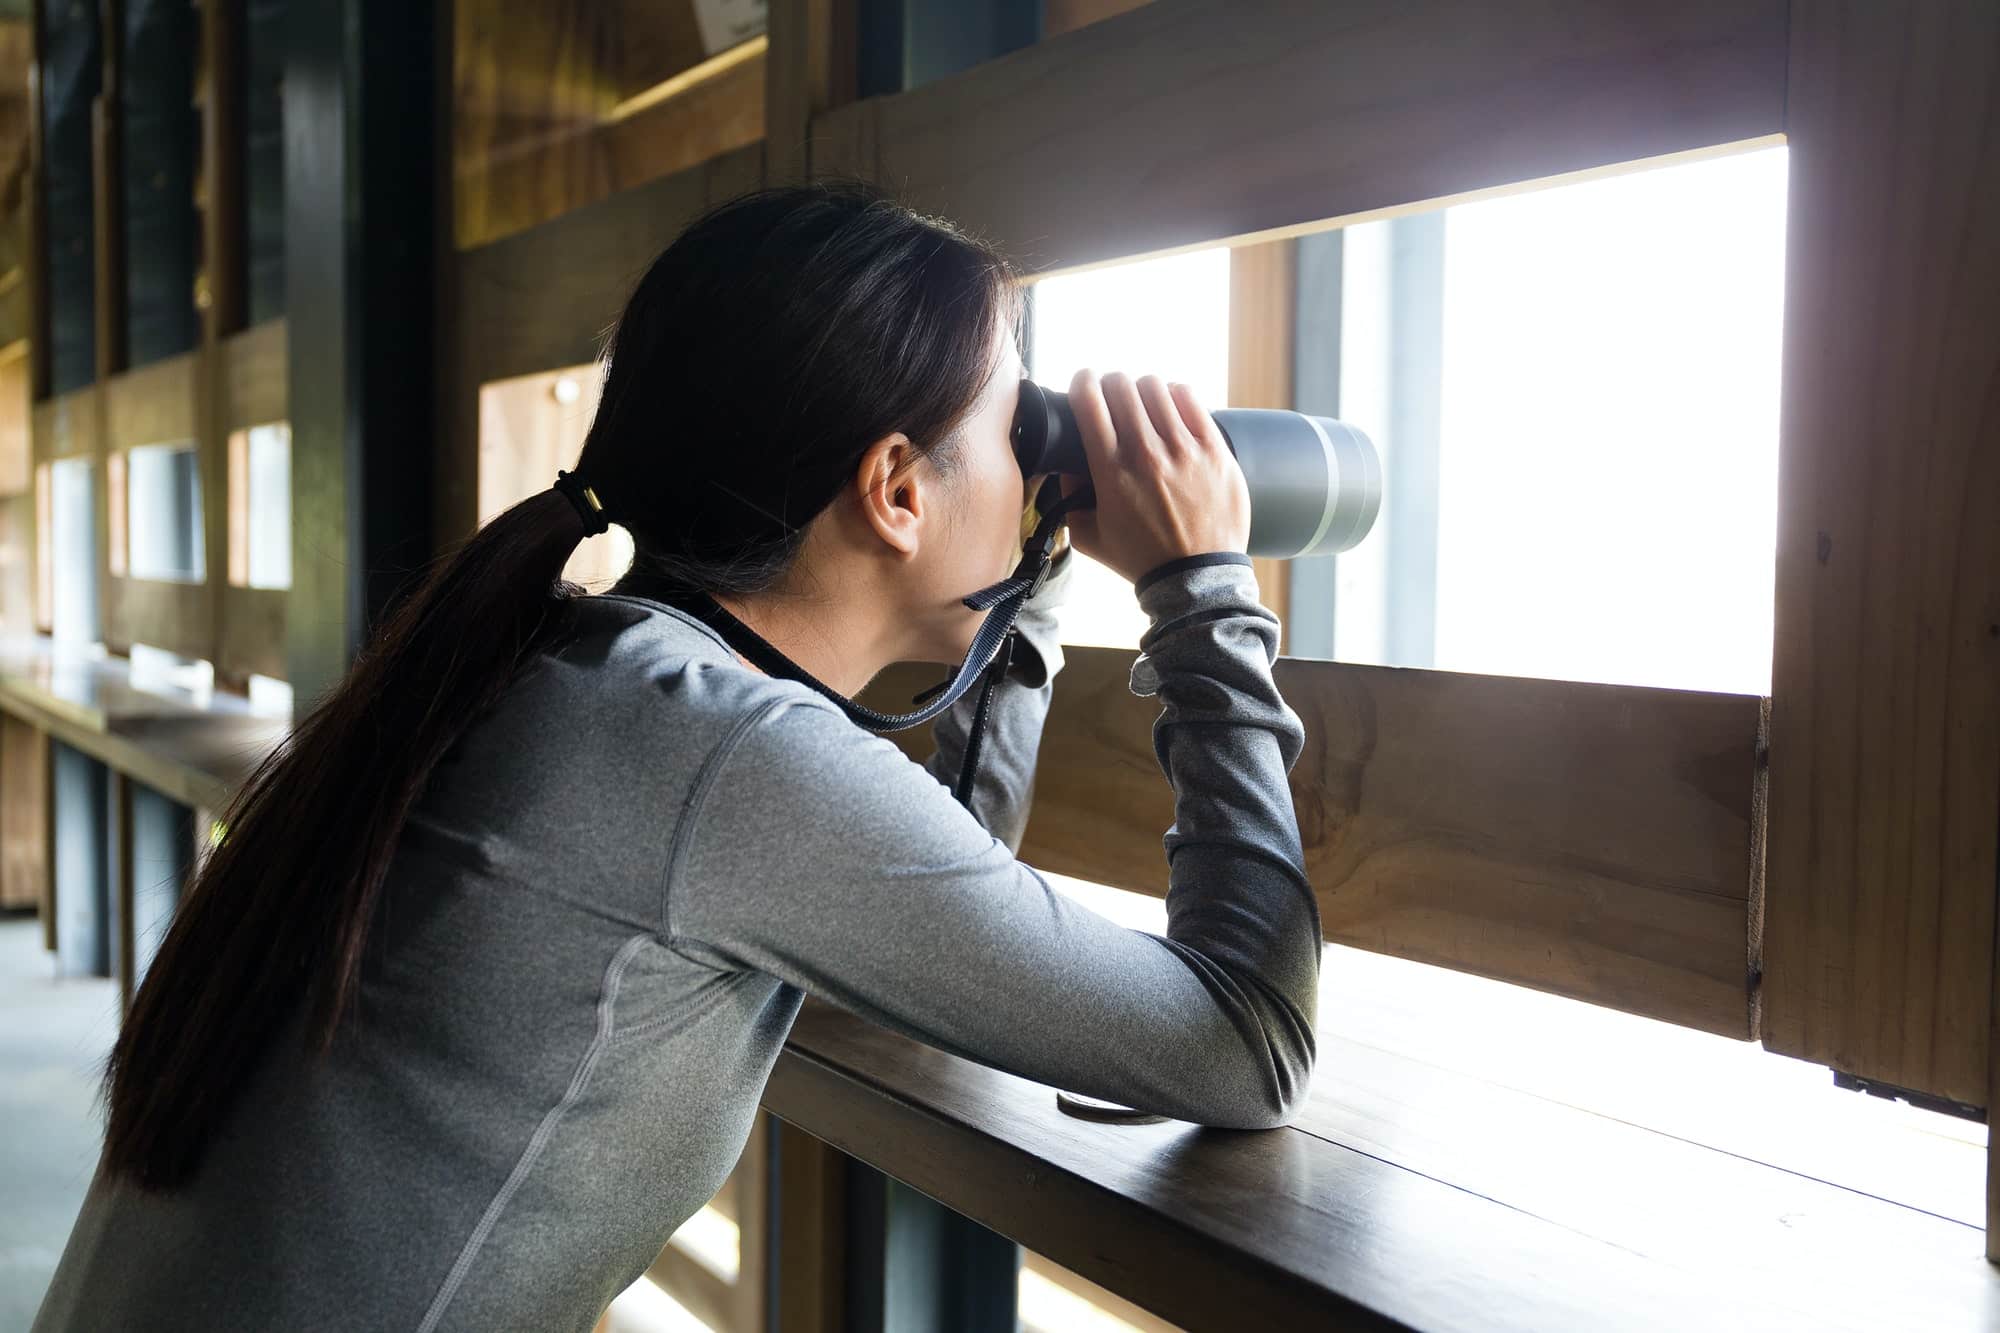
[103, 177, 1025, 1189]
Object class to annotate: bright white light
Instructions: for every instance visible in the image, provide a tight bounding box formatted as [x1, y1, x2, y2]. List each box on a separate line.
[246, 672, 294, 717]
[129, 642, 215, 701]
[552, 376, 583, 405]
[667, 1203, 739, 1284]
[1430, 146, 1788, 693]
[600, 1274, 717, 1333]
[246, 423, 293, 589]
[1027, 248, 1232, 650]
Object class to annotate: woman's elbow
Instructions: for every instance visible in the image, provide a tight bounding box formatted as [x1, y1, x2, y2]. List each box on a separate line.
[1192, 1024, 1316, 1130]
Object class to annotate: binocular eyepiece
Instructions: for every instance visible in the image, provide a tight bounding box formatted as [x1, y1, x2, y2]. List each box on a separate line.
[1009, 380, 1382, 559]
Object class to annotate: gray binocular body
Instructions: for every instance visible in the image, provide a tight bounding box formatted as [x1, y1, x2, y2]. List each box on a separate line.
[1009, 381, 1382, 559]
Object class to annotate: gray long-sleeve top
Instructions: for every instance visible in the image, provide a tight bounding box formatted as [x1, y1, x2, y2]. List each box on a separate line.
[33, 551, 1320, 1332]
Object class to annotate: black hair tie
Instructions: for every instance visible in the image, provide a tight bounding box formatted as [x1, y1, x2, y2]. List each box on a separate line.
[553, 469, 610, 536]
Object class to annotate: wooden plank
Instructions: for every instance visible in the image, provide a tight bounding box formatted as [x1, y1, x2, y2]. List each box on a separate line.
[102, 349, 198, 447]
[768, 1000, 1823, 1333]
[0, 711, 49, 912]
[765, 0, 855, 185]
[1227, 239, 1294, 650]
[0, 339, 32, 494]
[865, 649, 1765, 1036]
[105, 576, 212, 662]
[215, 583, 285, 683]
[91, 2, 126, 380]
[824, 0, 1785, 277]
[1283, 1032, 1994, 1331]
[197, 0, 245, 338]
[25, 0, 48, 401]
[218, 319, 285, 438]
[771, 1114, 846, 1333]
[1762, 0, 2000, 1109]
[771, 999, 1996, 1333]
[110, 767, 131, 1013]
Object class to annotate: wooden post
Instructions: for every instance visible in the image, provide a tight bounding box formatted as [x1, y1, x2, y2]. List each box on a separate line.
[764, 0, 856, 185]
[1228, 238, 1297, 652]
[1762, 0, 2000, 1118]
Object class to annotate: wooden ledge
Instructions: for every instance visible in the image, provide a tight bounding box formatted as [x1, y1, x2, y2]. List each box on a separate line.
[766, 999, 1998, 1332]
[0, 637, 281, 809]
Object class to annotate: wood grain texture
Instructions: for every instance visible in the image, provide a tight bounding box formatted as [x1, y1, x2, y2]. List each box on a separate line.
[1762, 0, 2000, 1108]
[866, 649, 1765, 1036]
[453, 0, 764, 248]
[769, 1000, 1848, 1333]
[771, 1000, 1999, 1332]
[771, 1114, 846, 1333]
[818, 0, 1785, 276]
[0, 711, 47, 911]
[765, 0, 855, 186]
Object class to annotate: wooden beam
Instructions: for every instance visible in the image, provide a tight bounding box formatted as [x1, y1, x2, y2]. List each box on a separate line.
[110, 765, 131, 1013]
[768, 1000, 1846, 1333]
[1763, 0, 2000, 1111]
[771, 1115, 846, 1333]
[217, 319, 284, 434]
[215, 583, 284, 683]
[821, 0, 1785, 277]
[90, 0, 123, 381]
[765, 0, 856, 185]
[1228, 238, 1294, 651]
[0, 711, 48, 914]
[866, 650, 1766, 1036]
[104, 576, 211, 661]
[24, 0, 47, 401]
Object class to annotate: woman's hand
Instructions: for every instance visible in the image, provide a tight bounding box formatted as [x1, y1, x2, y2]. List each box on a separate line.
[1057, 369, 1250, 585]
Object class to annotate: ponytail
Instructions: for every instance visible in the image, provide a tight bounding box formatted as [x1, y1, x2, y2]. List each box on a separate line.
[103, 487, 594, 1190]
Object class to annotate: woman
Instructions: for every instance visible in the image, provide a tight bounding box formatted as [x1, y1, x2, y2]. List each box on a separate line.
[34, 179, 1318, 1330]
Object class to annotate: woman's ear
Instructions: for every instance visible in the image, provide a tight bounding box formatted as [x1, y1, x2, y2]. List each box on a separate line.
[854, 431, 927, 559]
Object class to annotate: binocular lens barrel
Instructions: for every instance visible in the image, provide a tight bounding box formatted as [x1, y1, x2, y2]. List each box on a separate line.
[1010, 381, 1382, 559]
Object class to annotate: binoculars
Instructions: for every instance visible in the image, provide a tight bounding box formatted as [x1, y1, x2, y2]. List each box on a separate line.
[1010, 380, 1382, 559]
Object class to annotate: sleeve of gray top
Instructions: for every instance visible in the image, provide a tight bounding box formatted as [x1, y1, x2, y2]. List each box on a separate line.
[919, 544, 1077, 853]
[665, 560, 1319, 1129]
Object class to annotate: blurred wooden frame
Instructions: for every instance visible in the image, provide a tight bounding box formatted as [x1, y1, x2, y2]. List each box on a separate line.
[443, 0, 1999, 1268]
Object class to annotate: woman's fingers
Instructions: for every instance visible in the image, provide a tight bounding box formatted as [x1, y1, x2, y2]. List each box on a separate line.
[1098, 371, 1159, 468]
[1068, 367, 1119, 471]
[1169, 380, 1225, 450]
[1136, 374, 1191, 454]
